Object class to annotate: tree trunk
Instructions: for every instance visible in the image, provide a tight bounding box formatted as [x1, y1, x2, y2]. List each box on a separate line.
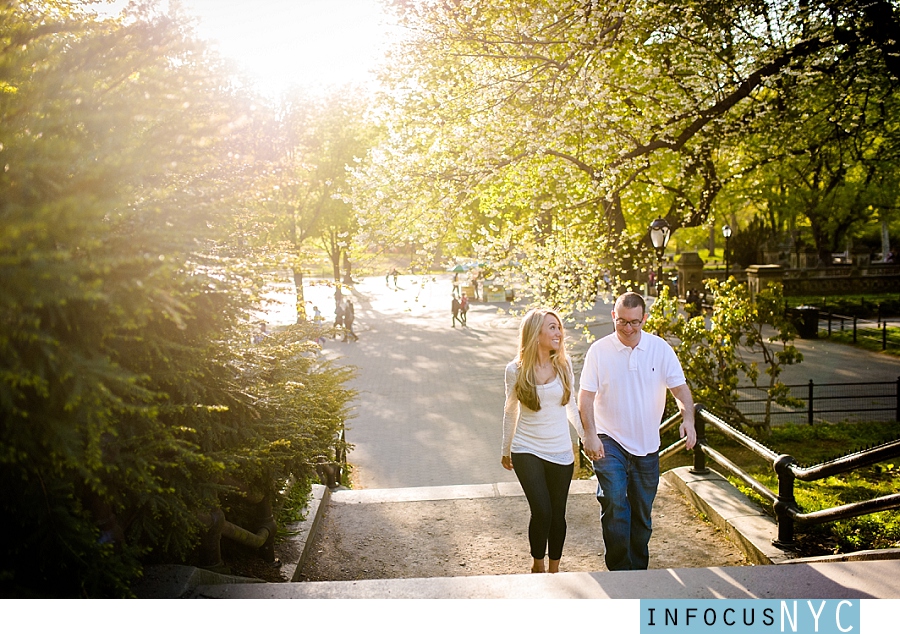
[293, 267, 306, 323]
[331, 249, 341, 284]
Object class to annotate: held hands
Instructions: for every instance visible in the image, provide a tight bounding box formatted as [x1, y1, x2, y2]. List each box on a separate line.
[501, 455, 513, 471]
[583, 434, 605, 461]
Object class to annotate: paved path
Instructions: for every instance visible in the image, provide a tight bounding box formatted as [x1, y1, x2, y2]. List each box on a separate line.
[774, 333, 900, 385]
[302, 276, 900, 489]
[309, 275, 522, 488]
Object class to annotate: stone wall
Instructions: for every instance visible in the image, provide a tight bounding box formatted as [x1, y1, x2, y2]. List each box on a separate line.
[783, 265, 900, 296]
[675, 252, 900, 298]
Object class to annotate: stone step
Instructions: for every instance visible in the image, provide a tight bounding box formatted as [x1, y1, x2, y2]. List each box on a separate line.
[137, 468, 900, 598]
[191, 558, 900, 599]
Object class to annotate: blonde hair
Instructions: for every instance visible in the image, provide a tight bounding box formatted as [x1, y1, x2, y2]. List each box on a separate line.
[514, 308, 573, 411]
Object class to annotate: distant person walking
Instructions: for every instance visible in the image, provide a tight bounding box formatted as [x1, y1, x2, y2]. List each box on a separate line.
[333, 300, 345, 339]
[252, 322, 267, 344]
[459, 292, 469, 326]
[470, 269, 482, 300]
[312, 305, 326, 346]
[342, 299, 359, 342]
[578, 291, 696, 571]
[501, 308, 585, 574]
[451, 295, 463, 328]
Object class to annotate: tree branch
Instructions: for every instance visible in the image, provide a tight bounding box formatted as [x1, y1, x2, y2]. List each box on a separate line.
[611, 37, 828, 167]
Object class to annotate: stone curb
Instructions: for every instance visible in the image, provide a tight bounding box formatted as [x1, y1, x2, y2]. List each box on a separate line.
[327, 478, 596, 505]
[192, 559, 900, 599]
[280, 484, 331, 582]
[662, 466, 796, 565]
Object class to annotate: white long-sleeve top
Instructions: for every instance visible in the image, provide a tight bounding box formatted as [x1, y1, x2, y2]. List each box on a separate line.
[501, 360, 585, 464]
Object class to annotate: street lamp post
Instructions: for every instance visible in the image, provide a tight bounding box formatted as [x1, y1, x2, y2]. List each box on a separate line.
[722, 224, 732, 278]
[649, 217, 671, 296]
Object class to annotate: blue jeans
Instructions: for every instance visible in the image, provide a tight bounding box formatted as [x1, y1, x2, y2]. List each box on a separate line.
[592, 435, 659, 571]
[511, 452, 574, 560]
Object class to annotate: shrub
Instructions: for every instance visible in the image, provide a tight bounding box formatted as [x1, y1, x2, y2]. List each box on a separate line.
[0, 4, 354, 596]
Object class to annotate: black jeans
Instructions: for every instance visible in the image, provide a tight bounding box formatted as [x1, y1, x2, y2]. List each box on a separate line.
[511, 452, 574, 560]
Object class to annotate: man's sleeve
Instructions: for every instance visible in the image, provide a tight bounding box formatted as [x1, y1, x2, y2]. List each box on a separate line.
[663, 343, 687, 389]
[579, 343, 599, 392]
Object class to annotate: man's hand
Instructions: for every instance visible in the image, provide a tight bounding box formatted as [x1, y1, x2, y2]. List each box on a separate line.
[578, 388, 603, 460]
[501, 455, 513, 471]
[679, 420, 697, 450]
[582, 434, 605, 461]
[670, 383, 697, 450]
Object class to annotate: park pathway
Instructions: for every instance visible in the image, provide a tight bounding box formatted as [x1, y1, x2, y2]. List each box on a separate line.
[310, 274, 522, 488]
[304, 275, 900, 489]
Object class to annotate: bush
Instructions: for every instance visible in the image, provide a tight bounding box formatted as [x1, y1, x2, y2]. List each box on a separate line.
[647, 279, 802, 436]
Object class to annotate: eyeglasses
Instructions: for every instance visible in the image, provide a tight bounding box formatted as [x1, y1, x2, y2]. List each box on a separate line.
[614, 318, 643, 328]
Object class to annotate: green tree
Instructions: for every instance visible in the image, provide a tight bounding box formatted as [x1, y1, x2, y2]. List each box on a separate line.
[252, 89, 377, 321]
[353, 0, 900, 307]
[646, 279, 803, 435]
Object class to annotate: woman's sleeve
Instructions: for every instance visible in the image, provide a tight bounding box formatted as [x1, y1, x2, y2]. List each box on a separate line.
[501, 363, 520, 458]
[566, 367, 585, 441]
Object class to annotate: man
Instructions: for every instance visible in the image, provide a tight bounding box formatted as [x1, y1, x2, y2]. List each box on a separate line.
[578, 291, 696, 571]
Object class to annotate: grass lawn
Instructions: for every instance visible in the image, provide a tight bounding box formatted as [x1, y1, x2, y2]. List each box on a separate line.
[787, 293, 900, 319]
[824, 326, 900, 356]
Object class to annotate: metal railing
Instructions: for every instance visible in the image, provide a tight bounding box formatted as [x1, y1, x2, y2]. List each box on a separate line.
[659, 404, 900, 549]
[818, 311, 900, 351]
[735, 378, 900, 425]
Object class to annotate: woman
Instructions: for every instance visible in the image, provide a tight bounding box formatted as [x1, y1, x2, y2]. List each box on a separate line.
[501, 308, 584, 573]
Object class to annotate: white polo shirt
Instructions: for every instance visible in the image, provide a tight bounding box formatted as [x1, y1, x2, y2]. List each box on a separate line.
[579, 330, 686, 456]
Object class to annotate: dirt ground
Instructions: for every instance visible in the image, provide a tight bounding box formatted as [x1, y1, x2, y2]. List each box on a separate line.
[291, 478, 749, 582]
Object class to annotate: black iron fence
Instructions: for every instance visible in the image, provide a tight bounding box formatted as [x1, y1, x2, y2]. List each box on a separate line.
[735, 378, 900, 425]
[818, 311, 900, 352]
[659, 405, 900, 550]
[782, 303, 900, 351]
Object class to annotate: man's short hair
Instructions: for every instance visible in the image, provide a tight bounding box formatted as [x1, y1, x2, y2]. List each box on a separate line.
[616, 291, 646, 314]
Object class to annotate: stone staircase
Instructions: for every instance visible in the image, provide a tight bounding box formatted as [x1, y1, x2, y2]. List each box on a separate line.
[135, 468, 900, 598]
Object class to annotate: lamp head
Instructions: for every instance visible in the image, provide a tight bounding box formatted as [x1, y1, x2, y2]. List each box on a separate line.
[649, 217, 671, 250]
[722, 224, 732, 239]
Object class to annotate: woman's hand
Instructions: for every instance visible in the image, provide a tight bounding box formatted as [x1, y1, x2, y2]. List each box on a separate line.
[501, 455, 513, 471]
